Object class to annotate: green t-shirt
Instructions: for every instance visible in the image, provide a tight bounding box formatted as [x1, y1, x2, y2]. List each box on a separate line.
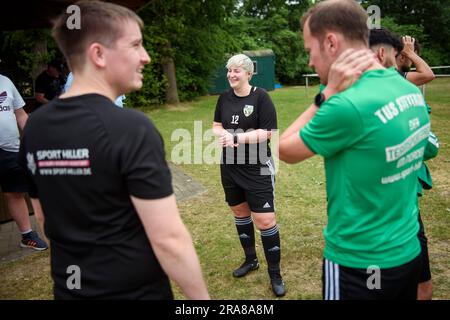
[417, 131, 439, 195]
[301, 67, 430, 268]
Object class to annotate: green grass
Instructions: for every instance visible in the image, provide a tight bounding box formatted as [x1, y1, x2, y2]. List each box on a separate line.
[0, 79, 448, 300]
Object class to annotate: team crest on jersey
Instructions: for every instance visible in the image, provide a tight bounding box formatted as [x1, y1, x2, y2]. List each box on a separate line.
[243, 105, 254, 117]
[26, 153, 36, 175]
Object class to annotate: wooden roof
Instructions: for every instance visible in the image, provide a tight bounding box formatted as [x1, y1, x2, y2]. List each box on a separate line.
[3, 0, 150, 31]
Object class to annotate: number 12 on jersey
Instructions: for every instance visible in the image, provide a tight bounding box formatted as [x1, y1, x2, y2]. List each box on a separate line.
[231, 115, 239, 124]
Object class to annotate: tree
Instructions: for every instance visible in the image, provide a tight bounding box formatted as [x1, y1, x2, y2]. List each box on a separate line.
[367, 0, 450, 64]
[138, 0, 236, 104]
[228, 0, 311, 84]
[0, 29, 61, 96]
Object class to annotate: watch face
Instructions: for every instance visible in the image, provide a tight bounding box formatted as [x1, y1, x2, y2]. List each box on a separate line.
[315, 93, 324, 106]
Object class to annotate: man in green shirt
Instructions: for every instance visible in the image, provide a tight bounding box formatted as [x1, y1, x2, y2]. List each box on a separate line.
[279, 0, 430, 299]
[369, 27, 440, 300]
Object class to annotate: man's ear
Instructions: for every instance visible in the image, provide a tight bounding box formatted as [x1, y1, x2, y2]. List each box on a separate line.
[325, 32, 339, 56]
[377, 47, 385, 62]
[86, 42, 107, 68]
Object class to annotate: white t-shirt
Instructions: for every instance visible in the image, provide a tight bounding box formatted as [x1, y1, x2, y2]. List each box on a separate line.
[0, 74, 25, 152]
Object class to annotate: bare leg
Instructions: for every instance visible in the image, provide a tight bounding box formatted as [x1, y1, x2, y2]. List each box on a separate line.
[417, 280, 432, 300]
[4, 192, 31, 232]
[230, 202, 251, 218]
[251, 211, 276, 230]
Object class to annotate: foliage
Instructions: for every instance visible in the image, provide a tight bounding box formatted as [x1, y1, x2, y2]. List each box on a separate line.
[226, 2, 311, 84]
[367, 0, 450, 64]
[126, 29, 167, 107]
[1, 0, 449, 107]
[1, 30, 63, 75]
[0, 30, 63, 96]
[131, 0, 237, 106]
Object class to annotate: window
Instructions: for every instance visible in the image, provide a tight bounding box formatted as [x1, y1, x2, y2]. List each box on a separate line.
[253, 61, 258, 75]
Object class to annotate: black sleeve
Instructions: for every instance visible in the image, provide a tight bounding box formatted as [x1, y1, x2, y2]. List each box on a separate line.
[119, 116, 173, 200]
[258, 90, 277, 130]
[18, 134, 39, 199]
[396, 70, 407, 79]
[213, 94, 223, 123]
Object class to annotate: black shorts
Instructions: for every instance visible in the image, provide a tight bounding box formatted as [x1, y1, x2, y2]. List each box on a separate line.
[220, 160, 275, 213]
[322, 254, 422, 300]
[0, 149, 29, 193]
[418, 212, 431, 283]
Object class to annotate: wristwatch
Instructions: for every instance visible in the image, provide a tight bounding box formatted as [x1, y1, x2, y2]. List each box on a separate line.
[314, 93, 326, 107]
[233, 133, 238, 144]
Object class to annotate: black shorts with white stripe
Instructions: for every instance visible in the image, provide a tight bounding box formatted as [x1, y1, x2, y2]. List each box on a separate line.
[322, 254, 422, 300]
[417, 212, 431, 283]
[220, 159, 275, 213]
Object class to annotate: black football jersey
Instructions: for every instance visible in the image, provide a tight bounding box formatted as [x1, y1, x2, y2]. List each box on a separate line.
[214, 87, 277, 165]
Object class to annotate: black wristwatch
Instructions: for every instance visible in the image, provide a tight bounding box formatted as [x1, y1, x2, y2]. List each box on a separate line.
[314, 92, 326, 107]
[233, 133, 238, 144]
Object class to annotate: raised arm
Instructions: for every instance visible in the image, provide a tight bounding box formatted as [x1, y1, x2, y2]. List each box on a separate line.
[279, 49, 377, 164]
[279, 103, 319, 163]
[402, 36, 435, 86]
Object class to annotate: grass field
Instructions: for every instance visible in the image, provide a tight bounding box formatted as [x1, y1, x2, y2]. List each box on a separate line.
[0, 78, 448, 300]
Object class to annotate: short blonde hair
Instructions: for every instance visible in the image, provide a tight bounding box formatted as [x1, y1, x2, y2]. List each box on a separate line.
[226, 54, 254, 74]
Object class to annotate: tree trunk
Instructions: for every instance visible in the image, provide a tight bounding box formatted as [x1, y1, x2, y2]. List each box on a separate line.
[161, 43, 180, 104]
[32, 37, 47, 82]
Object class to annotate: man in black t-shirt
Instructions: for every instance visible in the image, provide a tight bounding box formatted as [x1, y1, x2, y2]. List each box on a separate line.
[20, 1, 209, 300]
[34, 60, 62, 110]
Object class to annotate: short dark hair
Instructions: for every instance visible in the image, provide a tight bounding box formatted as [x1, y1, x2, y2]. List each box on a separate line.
[301, 0, 369, 46]
[52, 0, 143, 71]
[369, 28, 403, 53]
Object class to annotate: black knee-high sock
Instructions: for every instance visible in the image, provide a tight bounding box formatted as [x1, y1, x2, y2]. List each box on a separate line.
[234, 216, 257, 262]
[261, 224, 281, 276]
